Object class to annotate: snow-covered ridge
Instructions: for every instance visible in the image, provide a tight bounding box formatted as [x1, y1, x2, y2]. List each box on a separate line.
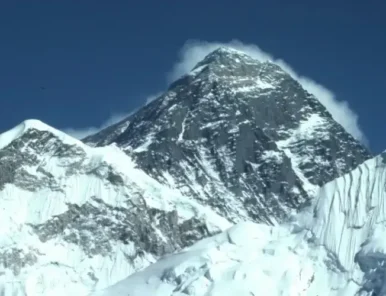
[0, 119, 82, 150]
[0, 121, 231, 296]
[95, 152, 386, 295]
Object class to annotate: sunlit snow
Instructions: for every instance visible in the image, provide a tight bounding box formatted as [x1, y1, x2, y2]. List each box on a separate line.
[95, 152, 386, 296]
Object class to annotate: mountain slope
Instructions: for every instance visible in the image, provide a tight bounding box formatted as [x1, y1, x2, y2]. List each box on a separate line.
[0, 47, 372, 295]
[95, 151, 386, 296]
[0, 120, 230, 295]
[85, 47, 370, 225]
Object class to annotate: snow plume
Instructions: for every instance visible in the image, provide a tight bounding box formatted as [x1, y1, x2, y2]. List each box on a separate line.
[145, 92, 163, 105]
[168, 40, 366, 144]
[64, 40, 365, 144]
[63, 112, 131, 139]
[62, 90, 163, 139]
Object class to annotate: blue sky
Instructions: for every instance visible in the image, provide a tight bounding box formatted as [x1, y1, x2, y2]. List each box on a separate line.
[0, 0, 385, 153]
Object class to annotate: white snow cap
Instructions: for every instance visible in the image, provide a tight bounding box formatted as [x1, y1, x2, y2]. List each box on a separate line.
[0, 119, 83, 150]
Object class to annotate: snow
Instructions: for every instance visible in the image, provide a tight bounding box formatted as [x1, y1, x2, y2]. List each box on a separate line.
[276, 113, 329, 196]
[177, 115, 188, 143]
[0, 121, 232, 295]
[133, 132, 155, 152]
[0, 45, 376, 296]
[229, 78, 274, 94]
[311, 152, 386, 272]
[200, 120, 226, 130]
[95, 152, 386, 296]
[213, 46, 252, 57]
[0, 119, 82, 150]
[0, 116, 378, 295]
[255, 77, 275, 89]
[92, 221, 334, 296]
[189, 65, 208, 76]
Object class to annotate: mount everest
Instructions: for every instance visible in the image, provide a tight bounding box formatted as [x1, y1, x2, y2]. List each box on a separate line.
[0, 47, 382, 295]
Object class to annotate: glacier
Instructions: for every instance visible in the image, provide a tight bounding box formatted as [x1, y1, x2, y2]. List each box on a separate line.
[95, 152, 386, 296]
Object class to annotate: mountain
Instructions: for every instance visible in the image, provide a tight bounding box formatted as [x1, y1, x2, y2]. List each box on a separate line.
[0, 47, 372, 295]
[85, 47, 370, 225]
[0, 120, 230, 295]
[96, 151, 386, 296]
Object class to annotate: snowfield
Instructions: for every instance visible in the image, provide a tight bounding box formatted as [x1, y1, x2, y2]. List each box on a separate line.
[94, 152, 386, 296]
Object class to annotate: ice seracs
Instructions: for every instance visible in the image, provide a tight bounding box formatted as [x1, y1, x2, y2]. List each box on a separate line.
[96, 152, 386, 296]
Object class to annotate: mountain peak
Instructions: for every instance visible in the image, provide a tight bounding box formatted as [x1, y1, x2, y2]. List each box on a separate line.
[0, 119, 80, 150]
[209, 46, 248, 56]
[190, 46, 261, 74]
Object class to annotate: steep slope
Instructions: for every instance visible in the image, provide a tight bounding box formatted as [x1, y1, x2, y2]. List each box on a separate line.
[85, 47, 370, 225]
[95, 152, 386, 296]
[0, 120, 230, 295]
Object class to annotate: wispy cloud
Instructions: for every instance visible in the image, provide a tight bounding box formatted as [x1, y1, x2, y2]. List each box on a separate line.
[63, 112, 130, 139]
[64, 40, 366, 144]
[168, 40, 366, 144]
[64, 92, 162, 139]
[145, 92, 163, 105]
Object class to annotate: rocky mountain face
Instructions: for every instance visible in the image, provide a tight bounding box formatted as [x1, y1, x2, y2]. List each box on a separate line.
[0, 120, 230, 295]
[0, 47, 371, 295]
[85, 47, 370, 225]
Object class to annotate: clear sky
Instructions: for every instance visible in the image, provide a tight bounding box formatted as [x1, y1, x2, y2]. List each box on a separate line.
[0, 0, 385, 153]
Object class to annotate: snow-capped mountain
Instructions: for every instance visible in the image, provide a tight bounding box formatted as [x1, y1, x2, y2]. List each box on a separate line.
[0, 120, 231, 295]
[85, 47, 370, 224]
[0, 47, 373, 295]
[96, 151, 386, 296]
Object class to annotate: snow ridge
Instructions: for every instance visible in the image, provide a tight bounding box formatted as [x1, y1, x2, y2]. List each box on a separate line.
[0, 122, 231, 296]
[0, 119, 82, 150]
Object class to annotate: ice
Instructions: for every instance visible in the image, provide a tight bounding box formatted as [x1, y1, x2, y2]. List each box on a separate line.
[0, 117, 380, 296]
[255, 77, 275, 89]
[95, 152, 386, 296]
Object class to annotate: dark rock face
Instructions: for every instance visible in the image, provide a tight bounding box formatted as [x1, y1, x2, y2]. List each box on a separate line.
[0, 129, 85, 191]
[0, 248, 39, 276]
[356, 250, 386, 295]
[0, 128, 214, 261]
[29, 196, 212, 259]
[85, 47, 371, 224]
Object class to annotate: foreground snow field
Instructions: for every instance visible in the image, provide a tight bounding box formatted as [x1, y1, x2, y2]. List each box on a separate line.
[95, 152, 386, 296]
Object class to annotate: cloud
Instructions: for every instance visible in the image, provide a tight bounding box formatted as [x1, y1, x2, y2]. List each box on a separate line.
[145, 92, 163, 105]
[63, 92, 162, 140]
[168, 40, 366, 144]
[63, 112, 130, 139]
